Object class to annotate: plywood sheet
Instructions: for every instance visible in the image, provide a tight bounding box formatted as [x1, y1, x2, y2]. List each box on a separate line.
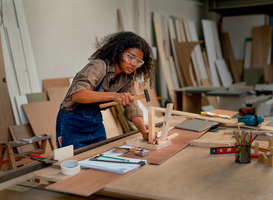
[42, 77, 72, 100]
[120, 127, 207, 164]
[102, 109, 123, 138]
[222, 14, 266, 60]
[202, 20, 221, 86]
[222, 32, 240, 83]
[46, 86, 69, 103]
[251, 25, 272, 69]
[168, 17, 184, 87]
[46, 167, 140, 197]
[153, 16, 175, 101]
[263, 64, 273, 83]
[14, 95, 29, 124]
[26, 92, 46, 103]
[22, 100, 60, 149]
[215, 59, 233, 87]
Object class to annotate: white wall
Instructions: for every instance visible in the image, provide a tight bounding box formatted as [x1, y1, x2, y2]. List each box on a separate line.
[20, 0, 204, 87]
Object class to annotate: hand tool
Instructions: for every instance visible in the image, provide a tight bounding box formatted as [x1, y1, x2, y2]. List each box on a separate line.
[99, 88, 150, 108]
[10, 153, 58, 164]
[89, 158, 146, 166]
[114, 146, 139, 153]
[238, 115, 264, 126]
[135, 149, 149, 157]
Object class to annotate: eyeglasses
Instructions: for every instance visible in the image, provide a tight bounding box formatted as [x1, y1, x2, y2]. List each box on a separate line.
[123, 53, 144, 68]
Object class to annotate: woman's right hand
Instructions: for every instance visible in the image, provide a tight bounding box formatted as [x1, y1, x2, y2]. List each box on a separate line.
[113, 92, 134, 106]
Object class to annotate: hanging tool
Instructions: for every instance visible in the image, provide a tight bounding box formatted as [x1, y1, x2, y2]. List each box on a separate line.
[99, 88, 150, 109]
[238, 115, 264, 126]
[10, 153, 58, 164]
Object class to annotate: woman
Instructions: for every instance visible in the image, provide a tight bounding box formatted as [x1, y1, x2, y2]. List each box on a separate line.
[56, 31, 156, 149]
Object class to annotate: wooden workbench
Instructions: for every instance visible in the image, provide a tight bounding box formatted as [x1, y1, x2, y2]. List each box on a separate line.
[1, 115, 273, 200]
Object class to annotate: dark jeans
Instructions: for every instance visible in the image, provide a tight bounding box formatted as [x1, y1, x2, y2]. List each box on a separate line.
[56, 104, 106, 149]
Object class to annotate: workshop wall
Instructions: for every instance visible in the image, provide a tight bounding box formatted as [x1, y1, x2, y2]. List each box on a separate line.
[20, 0, 204, 89]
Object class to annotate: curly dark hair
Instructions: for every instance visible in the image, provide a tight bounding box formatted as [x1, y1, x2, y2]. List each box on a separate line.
[89, 31, 155, 88]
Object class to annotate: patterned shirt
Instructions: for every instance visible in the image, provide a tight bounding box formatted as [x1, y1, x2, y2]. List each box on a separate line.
[61, 59, 143, 121]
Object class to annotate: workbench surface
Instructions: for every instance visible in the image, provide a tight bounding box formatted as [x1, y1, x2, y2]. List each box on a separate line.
[2, 117, 272, 200]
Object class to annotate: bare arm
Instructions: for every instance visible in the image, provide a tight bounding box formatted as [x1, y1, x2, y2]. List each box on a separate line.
[72, 89, 134, 106]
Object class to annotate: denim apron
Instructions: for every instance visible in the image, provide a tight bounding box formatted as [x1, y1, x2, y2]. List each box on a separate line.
[56, 62, 121, 149]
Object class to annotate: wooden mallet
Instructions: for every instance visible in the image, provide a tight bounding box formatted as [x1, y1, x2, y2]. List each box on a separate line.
[99, 88, 150, 109]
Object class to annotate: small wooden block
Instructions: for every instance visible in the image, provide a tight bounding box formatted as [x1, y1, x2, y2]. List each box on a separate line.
[269, 139, 273, 147]
[114, 146, 138, 153]
[53, 145, 74, 161]
[189, 140, 234, 148]
[270, 147, 273, 155]
[254, 142, 259, 154]
[258, 153, 267, 164]
[126, 137, 172, 150]
[267, 156, 273, 167]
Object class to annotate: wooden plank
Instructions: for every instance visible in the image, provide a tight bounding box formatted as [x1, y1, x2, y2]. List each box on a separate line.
[215, 59, 233, 87]
[46, 86, 69, 103]
[0, 29, 14, 145]
[251, 25, 273, 69]
[201, 79, 219, 109]
[161, 15, 179, 90]
[188, 20, 209, 80]
[202, 49, 213, 85]
[42, 77, 71, 100]
[168, 17, 184, 87]
[26, 92, 46, 103]
[153, 107, 273, 131]
[46, 167, 140, 197]
[159, 103, 173, 141]
[0, 173, 34, 191]
[117, 9, 125, 32]
[102, 109, 123, 138]
[153, 13, 168, 101]
[22, 100, 60, 151]
[173, 39, 202, 86]
[189, 139, 234, 147]
[263, 64, 273, 83]
[153, 16, 174, 101]
[14, 0, 41, 93]
[177, 18, 196, 87]
[222, 14, 266, 60]
[6, 27, 31, 95]
[46, 125, 206, 197]
[0, 26, 20, 125]
[2, 0, 18, 27]
[202, 19, 221, 86]
[14, 95, 29, 124]
[148, 107, 155, 143]
[9, 124, 38, 154]
[222, 32, 241, 83]
[168, 56, 180, 89]
[243, 38, 252, 69]
[183, 19, 202, 85]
